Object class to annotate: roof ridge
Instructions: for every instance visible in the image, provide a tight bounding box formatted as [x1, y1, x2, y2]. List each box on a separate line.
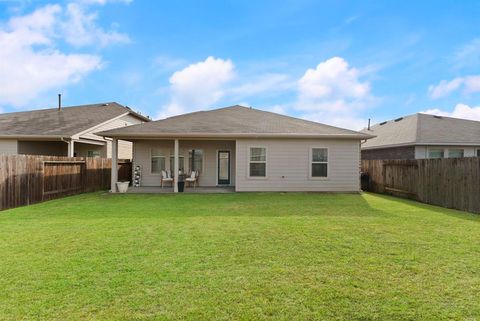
[0, 101, 119, 116]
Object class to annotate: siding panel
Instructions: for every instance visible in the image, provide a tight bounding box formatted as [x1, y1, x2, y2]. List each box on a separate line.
[0, 139, 18, 155]
[236, 138, 360, 192]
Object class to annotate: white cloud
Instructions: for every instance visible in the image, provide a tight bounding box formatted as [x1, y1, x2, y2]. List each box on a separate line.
[62, 3, 130, 47]
[428, 75, 480, 99]
[423, 103, 480, 121]
[294, 56, 376, 129]
[158, 56, 235, 119]
[79, 0, 133, 5]
[0, 1, 129, 107]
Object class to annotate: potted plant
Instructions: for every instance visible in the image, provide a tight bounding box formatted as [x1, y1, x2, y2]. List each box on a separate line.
[116, 180, 130, 193]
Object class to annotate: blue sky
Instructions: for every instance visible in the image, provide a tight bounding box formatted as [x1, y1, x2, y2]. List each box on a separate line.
[1, 0, 480, 129]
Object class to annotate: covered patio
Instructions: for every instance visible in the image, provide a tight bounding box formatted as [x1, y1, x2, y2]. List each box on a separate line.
[110, 138, 236, 193]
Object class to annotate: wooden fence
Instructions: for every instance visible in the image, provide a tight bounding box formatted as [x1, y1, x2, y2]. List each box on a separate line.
[0, 155, 131, 211]
[361, 158, 480, 213]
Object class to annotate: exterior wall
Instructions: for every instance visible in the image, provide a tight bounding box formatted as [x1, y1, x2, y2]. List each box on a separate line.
[17, 141, 67, 156]
[0, 139, 18, 155]
[235, 138, 361, 192]
[81, 114, 145, 159]
[415, 145, 478, 159]
[106, 139, 133, 159]
[133, 140, 236, 187]
[74, 142, 107, 157]
[361, 146, 415, 160]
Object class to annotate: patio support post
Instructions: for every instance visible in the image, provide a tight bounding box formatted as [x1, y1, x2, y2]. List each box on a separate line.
[174, 139, 179, 193]
[111, 138, 118, 193]
[68, 140, 75, 157]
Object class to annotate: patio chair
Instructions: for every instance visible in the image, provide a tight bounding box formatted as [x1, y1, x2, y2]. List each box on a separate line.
[185, 171, 198, 188]
[161, 170, 173, 188]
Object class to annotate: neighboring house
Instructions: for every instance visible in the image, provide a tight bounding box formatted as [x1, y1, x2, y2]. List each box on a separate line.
[361, 113, 480, 160]
[98, 105, 373, 192]
[0, 102, 150, 159]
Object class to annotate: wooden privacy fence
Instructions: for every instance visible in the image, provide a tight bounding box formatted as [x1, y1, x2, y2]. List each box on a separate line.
[0, 155, 132, 211]
[361, 158, 480, 213]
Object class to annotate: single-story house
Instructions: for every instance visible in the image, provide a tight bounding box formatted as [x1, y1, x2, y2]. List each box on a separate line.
[98, 105, 373, 192]
[361, 113, 480, 160]
[0, 102, 150, 158]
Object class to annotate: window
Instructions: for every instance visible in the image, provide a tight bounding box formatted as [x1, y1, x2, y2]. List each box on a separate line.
[448, 149, 464, 158]
[249, 147, 266, 177]
[87, 150, 100, 158]
[151, 148, 165, 174]
[169, 155, 185, 172]
[188, 149, 203, 174]
[311, 148, 328, 177]
[428, 148, 444, 159]
[477, 149, 480, 157]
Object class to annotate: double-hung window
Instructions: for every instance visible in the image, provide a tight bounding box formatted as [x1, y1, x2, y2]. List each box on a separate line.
[249, 147, 267, 177]
[311, 148, 328, 178]
[151, 148, 166, 174]
[169, 155, 185, 172]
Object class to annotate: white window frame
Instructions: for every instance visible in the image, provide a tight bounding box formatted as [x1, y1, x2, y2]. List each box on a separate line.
[427, 147, 444, 159]
[87, 150, 101, 158]
[309, 147, 329, 179]
[169, 154, 185, 172]
[248, 146, 267, 179]
[188, 149, 205, 174]
[150, 148, 166, 175]
[447, 148, 464, 158]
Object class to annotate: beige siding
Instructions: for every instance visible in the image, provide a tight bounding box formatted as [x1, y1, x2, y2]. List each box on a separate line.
[0, 139, 18, 155]
[133, 140, 236, 187]
[236, 138, 361, 192]
[17, 141, 67, 156]
[81, 114, 144, 141]
[81, 114, 144, 159]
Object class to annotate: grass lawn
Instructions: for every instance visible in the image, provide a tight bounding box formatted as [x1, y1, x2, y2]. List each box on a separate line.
[0, 192, 479, 321]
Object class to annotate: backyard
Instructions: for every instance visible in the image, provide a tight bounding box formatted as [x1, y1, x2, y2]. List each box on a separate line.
[0, 192, 479, 321]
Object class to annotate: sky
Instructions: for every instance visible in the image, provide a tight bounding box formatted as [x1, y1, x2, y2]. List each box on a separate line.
[1, 0, 480, 130]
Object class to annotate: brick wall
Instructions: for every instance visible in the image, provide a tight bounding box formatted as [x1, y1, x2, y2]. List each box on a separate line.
[361, 146, 415, 160]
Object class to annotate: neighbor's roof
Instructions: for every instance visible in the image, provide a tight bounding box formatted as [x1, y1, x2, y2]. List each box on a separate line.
[361, 113, 480, 149]
[97, 105, 373, 139]
[0, 102, 149, 139]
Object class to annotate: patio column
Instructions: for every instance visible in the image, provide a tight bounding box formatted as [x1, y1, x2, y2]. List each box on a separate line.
[110, 138, 118, 193]
[67, 140, 75, 157]
[174, 138, 179, 193]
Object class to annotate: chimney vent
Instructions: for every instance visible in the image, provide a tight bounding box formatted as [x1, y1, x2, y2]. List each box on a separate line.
[367, 118, 371, 130]
[58, 94, 62, 111]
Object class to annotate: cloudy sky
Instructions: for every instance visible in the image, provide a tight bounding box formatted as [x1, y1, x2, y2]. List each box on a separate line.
[1, 0, 480, 129]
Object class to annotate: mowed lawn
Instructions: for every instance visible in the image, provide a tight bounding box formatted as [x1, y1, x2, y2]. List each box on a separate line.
[1, 192, 479, 321]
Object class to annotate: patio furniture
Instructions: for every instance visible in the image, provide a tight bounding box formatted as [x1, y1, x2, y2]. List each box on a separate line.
[161, 170, 173, 188]
[185, 171, 198, 188]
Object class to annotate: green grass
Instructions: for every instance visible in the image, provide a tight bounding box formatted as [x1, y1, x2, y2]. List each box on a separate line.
[1, 192, 479, 321]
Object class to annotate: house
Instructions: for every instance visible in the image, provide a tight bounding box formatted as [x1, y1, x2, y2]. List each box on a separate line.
[361, 113, 480, 160]
[97, 105, 373, 192]
[0, 102, 150, 159]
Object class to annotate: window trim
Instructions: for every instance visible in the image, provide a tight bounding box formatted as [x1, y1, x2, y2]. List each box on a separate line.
[427, 147, 445, 159]
[447, 148, 464, 158]
[248, 146, 268, 179]
[169, 154, 185, 172]
[150, 148, 166, 175]
[188, 149, 205, 174]
[309, 147, 329, 180]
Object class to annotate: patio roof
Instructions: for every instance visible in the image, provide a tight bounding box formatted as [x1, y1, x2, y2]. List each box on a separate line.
[97, 105, 373, 140]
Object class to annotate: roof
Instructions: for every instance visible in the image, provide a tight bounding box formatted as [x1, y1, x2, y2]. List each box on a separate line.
[361, 113, 480, 149]
[97, 105, 373, 139]
[0, 102, 150, 139]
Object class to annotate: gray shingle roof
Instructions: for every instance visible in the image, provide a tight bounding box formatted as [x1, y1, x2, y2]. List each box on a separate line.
[361, 113, 480, 149]
[97, 105, 372, 139]
[0, 102, 149, 138]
